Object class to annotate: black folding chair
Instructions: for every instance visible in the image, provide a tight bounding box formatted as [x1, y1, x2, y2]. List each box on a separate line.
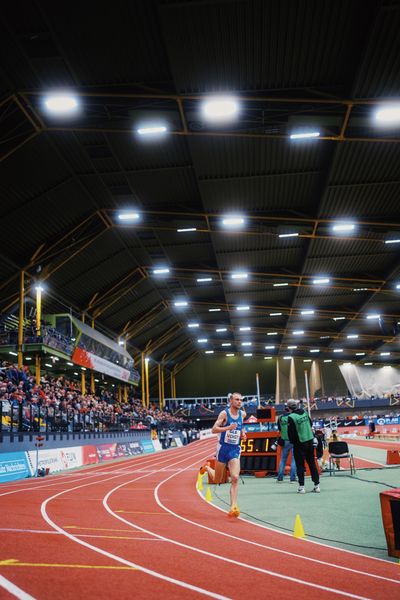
[328, 441, 356, 476]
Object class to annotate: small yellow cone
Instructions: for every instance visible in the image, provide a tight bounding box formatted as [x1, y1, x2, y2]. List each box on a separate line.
[293, 514, 305, 539]
[197, 472, 204, 491]
[205, 485, 213, 502]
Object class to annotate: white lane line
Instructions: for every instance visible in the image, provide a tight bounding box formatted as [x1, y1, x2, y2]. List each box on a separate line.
[104, 473, 374, 598]
[41, 446, 228, 600]
[0, 574, 38, 600]
[0, 528, 59, 535]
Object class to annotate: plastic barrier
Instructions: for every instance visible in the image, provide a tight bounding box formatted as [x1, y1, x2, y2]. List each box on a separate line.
[380, 488, 400, 558]
[204, 457, 229, 484]
[387, 450, 400, 465]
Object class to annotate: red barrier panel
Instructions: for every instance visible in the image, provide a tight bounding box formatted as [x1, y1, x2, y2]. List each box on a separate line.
[387, 450, 400, 465]
[380, 488, 400, 558]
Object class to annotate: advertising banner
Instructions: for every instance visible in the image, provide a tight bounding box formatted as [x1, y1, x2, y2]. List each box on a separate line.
[115, 441, 144, 457]
[28, 448, 65, 474]
[141, 440, 155, 454]
[0, 452, 31, 482]
[72, 347, 130, 382]
[82, 445, 99, 465]
[59, 446, 83, 470]
[96, 443, 117, 461]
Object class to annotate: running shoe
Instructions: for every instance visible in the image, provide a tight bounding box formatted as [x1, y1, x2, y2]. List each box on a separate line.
[312, 484, 321, 493]
[199, 462, 209, 475]
[297, 486, 305, 494]
[228, 506, 240, 518]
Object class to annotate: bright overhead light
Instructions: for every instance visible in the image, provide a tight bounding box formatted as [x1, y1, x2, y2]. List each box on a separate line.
[332, 222, 355, 233]
[385, 238, 400, 244]
[35, 285, 44, 293]
[283, 356, 292, 360]
[188, 323, 199, 328]
[197, 338, 208, 343]
[364, 362, 373, 366]
[81, 367, 87, 371]
[241, 342, 252, 347]
[9, 351, 18, 356]
[222, 215, 245, 228]
[44, 363, 53, 368]
[366, 314, 380, 320]
[231, 272, 248, 280]
[174, 300, 188, 307]
[273, 282, 289, 287]
[303, 359, 312, 363]
[117, 212, 140, 222]
[265, 345, 275, 350]
[355, 353, 365, 356]
[137, 124, 167, 135]
[118, 340, 125, 346]
[67, 362, 74, 366]
[324, 359, 332, 363]
[202, 96, 239, 121]
[375, 104, 400, 124]
[236, 305, 250, 311]
[293, 330, 304, 335]
[239, 326, 251, 331]
[243, 353, 253, 357]
[226, 353, 235, 357]
[25, 357, 32, 360]
[216, 327, 227, 332]
[221, 343, 231, 347]
[333, 316, 346, 321]
[347, 334, 359, 339]
[197, 277, 213, 282]
[312, 277, 330, 285]
[270, 312, 283, 317]
[333, 349, 343, 353]
[290, 131, 320, 140]
[153, 267, 170, 275]
[209, 308, 221, 312]
[287, 345, 297, 350]
[44, 93, 79, 114]
[177, 227, 197, 232]
[310, 349, 320, 353]
[267, 332, 278, 336]
[205, 350, 214, 354]
[264, 356, 273, 360]
[380, 352, 391, 356]
[279, 232, 299, 238]
[353, 288, 370, 291]
[301, 309, 314, 316]
[73, 372, 79, 375]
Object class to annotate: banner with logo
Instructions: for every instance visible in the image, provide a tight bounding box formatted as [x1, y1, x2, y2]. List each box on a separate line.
[72, 347, 131, 382]
[0, 451, 32, 482]
[96, 443, 117, 461]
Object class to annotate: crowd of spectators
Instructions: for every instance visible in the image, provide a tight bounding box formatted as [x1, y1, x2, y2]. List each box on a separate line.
[0, 361, 186, 433]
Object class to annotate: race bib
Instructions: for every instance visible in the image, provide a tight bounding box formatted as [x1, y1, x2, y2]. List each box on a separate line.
[225, 429, 240, 445]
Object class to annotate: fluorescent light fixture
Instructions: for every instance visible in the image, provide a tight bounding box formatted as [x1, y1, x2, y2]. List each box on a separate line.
[73, 372, 79, 375]
[264, 356, 273, 360]
[293, 330, 304, 335]
[145, 357, 150, 363]
[273, 282, 289, 287]
[396, 284, 400, 290]
[222, 215, 245, 227]
[241, 342, 252, 346]
[236, 305, 250, 311]
[9, 351, 18, 356]
[44, 93, 79, 114]
[385, 238, 400, 244]
[44, 363, 52, 368]
[270, 312, 282, 316]
[343, 363, 352, 367]
[197, 338, 208, 343]
[231, 272, 248, 280]
[226, 353, 235, 357]
[333, 316, 346, 321]
[188, 323, 199, 328]
[347, 334, 359, 339]
[324, 359, 332, 363]
[137, 125, 167, 135]
[71, 337, 76, 341]
[221, 343, 231, 347]
[35, 285, 44, 292]
[202, 96, 238, 121]
[375, 104, 400, 124]
[118, 212, 140, 222]
[290, 131, 320, 140]
[51, 356, 59, 361]
[239, 326, 251, 331]
[25, 357, 32, 360]
[332, 222, 355, 233]
[320, 336, 330, 339]
[301, 309, 314, 315]
[174, 300, 188, 307]
[94, 379, 99, 383]
[209, 308, 221, 312]
[380, 352, 391, 356]
[333, 349, 343, 353]
[366, 314, 380, 320]
[243, 353, 253, 357]
[267, 332, 278, 336]
[177, 227, 197, 232]
[67, 362, 74, 366]
[283, 356, 292, 360]
[265, 345, 275, 350]
[118, 340, 124, 346]
[205, 350, 214, 354]
[310, 349, 320, 353]
[303, 359, 312, 363]
[353, 288, 370, 291]
[197, 277, 213, 282]
[355, 353, 365, 356]
[287, 345, 297, 350]
[279, 232, 299, 238]
[216, 327, 227, 332]
[81, 367, 86, 371]
[312, 277, 330, 285]
[364, 362, 373, 366]
[153, 267, 170, 275]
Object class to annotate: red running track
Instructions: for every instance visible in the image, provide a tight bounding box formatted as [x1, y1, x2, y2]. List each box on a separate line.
[0, 439, 399, 600]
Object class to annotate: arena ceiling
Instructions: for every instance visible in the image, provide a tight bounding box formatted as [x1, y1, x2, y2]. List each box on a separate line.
[1, 0, 400, 376]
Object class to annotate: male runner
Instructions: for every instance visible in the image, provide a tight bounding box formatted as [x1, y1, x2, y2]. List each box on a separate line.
[200, 392, 246, 517]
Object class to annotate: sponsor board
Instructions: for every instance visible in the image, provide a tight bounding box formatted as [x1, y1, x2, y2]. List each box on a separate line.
[152, 439, 162, 452]
[59, 446, 83, 470]
[0, 452, 32, 482]
[199, 429, 214, 439]
[141, 440, 155, 454]
[28, 448, 66, 474]
[72, 347, 130, 382]
[82, 445, 99, 465]
[96, 443, 117, 461]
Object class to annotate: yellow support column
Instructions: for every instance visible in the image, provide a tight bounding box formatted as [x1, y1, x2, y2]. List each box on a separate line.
[35, 284, 43, 385]
[81, 370, 86, 395]
[158, 363, 162, 407]
[90, 372, 95, 394]
[18, 271, 24, 369]
[161, 364, 165, 409]
[141, 352, 145, 407]
[145, 357, 150, 408]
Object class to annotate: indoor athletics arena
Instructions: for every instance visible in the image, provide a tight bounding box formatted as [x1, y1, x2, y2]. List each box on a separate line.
[1, 1, 400, 598]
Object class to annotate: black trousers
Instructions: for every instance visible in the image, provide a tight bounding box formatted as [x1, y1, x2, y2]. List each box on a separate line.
[293, 440, 319, 487]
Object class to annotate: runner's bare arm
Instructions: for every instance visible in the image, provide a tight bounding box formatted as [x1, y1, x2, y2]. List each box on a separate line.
[211, 410, 237, 434]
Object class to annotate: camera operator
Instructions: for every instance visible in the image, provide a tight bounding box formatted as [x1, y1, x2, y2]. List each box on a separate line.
[287, 399, 320, 494]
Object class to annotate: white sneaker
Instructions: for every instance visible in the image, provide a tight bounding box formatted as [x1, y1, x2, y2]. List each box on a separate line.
[297, 486, 305, 494]
[313, 485, 321, 493]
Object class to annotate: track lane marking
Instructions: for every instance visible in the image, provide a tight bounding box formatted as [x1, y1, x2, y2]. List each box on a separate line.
[0, 574, 37, 600]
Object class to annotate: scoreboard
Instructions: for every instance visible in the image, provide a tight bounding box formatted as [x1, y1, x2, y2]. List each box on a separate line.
[240, 432, 279, 473]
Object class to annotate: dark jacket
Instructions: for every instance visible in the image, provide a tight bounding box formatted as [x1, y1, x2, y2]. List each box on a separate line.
[287, 408, 313, 445]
